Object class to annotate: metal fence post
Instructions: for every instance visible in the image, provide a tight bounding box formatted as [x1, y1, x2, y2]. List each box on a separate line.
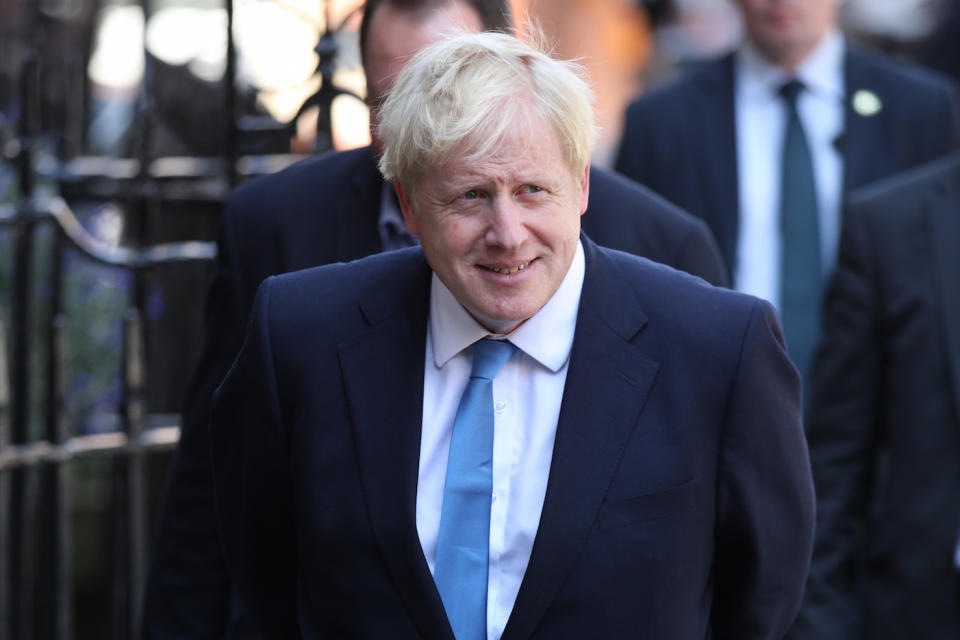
[9, 19, 40, 638]
[123, 309, 147, 637]
[52, 314, 71, 640]
[0, 322, 11, 639]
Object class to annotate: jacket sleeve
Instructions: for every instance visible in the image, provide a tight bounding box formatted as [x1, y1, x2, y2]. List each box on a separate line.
[673, 217, 730, 288]
[209, 276, 301, 638]
[787, 203, 882, 640]
[711, 299, 816, 638]
[140, 207, 252, 639]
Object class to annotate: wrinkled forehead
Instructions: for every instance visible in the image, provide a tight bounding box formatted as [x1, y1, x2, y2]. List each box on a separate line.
[427, 97, 581, 183]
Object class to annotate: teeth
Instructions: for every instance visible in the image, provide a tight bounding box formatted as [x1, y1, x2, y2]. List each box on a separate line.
[491, 261, 529, 274]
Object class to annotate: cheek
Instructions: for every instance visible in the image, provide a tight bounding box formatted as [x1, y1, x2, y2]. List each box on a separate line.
[442, 218, 485, 253]
[422, 219, 480, 265]
[553, 209, 584, 240]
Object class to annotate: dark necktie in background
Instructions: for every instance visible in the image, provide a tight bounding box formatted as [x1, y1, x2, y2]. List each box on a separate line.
[434, 338, 517, 640]
[778, 79, 821, 385]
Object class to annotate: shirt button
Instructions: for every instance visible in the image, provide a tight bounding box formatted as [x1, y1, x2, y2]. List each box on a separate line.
[491, 491, 498, 502]
[494, 400, 506, 413]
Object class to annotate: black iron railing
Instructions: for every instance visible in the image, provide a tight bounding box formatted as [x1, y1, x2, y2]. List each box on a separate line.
[0, 0, 362, 637]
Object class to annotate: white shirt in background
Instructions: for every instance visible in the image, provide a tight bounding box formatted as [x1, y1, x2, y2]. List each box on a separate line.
[733, 30, 845, 309]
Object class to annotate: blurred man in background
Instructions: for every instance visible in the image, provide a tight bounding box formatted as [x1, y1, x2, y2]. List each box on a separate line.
[141, 0, 727, 637]
[791, 151, 960, 639]
[615, 0, 960, 385]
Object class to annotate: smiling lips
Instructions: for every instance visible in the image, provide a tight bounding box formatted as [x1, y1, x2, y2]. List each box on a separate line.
[482, 259, 532, 275]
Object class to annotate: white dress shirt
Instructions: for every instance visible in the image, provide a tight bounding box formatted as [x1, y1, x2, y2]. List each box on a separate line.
[733, 30, 845, 309]
[417, 241, 585, 640]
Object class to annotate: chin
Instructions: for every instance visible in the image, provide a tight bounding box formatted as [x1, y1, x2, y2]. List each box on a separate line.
[469, 311, 522, 334]
[473, 303, 543, 334]
[464, 303, 517, 332]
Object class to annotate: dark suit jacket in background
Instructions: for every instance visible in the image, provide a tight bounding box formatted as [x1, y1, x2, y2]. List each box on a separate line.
[141, 146, 729, 637]
[210, 236, 813, 639]
[790, 153, 960, 639]
[614, 45, 960, 276]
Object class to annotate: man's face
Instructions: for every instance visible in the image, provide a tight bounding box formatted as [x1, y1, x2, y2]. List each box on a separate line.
[397, 113, 589, 334]
[365, 1, 484, 156]
[735, 0, 838, 69]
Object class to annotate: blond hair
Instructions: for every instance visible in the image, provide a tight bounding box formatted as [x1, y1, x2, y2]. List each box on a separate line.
[376, 30, 596, 197]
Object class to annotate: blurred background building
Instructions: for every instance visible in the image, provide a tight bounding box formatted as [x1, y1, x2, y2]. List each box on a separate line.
[0, 0, 956, 637]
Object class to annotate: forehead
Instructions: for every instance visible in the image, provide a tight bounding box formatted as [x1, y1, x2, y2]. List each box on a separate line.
[366, 2, 484, 74]
[427, 114, 572, 187]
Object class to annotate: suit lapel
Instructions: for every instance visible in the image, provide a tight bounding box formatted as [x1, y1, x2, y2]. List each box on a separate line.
[842, 48, 906, 195]
[337, 257, 454, 640]
[502, 239, 660, 640]
[335, 148, 385, 262]
[694, 55, 739, 274]
[843, 50, 879, 194]
[929, 164, 960, 428]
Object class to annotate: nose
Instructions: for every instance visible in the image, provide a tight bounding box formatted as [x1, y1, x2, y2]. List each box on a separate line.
[485, 197, 528, 249]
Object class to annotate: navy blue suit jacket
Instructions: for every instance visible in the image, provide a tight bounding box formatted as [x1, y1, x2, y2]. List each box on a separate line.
[142, 148, 728, 637]
[209, 236, 814, 639]
[790, 153, 960, 639]
[615, 46, 960, 276]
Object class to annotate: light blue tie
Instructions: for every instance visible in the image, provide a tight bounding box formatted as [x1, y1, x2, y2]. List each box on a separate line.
[434, 338, 517, 640]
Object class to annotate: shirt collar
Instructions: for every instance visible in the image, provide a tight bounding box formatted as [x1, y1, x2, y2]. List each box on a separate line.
[378, 181, 419, 251]
[736, 29, 845, 101]
[430, 239, 585, 373]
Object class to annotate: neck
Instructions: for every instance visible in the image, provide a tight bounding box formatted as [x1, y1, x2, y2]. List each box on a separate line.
[755, 32, 830, 74]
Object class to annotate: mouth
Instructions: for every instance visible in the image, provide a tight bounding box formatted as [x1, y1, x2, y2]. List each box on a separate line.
[485, 260, 531, 275]
[765, 8, 795, 24]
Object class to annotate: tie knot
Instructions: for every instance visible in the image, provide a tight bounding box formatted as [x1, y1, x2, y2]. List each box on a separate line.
[470, 338, 517, 380]
[779, 79, 805, 105]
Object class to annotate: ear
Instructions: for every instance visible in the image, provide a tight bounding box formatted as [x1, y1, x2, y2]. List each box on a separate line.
[578, 163, 590, 216]
[394, 180, 420, 236]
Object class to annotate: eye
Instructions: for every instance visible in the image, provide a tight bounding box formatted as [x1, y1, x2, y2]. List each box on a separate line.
[522, 185, 543, 194]
[462, 189, 481, 200]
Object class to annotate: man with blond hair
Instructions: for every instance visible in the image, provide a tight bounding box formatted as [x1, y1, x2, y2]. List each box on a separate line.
[144, 1, 726, 634]
[142, 0, 727, 640]
[210, 31, 813, 639]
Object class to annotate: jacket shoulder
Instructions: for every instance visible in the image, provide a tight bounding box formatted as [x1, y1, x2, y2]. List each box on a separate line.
[594, 245, 777, 381]
[846, 152, 960, 233]
[589, 167, 702, 228]
[850, 152, 960, 206]
[847, 45, 959, 96]
[219, 147, 380, 277]
[599, 243, 758, 322]
[624, 55, 731, 119]
[261, 248, 429, 331]
[587, 167, 709, 241]
[847, 44, 953, 88]
[226, 147, 375, 222]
